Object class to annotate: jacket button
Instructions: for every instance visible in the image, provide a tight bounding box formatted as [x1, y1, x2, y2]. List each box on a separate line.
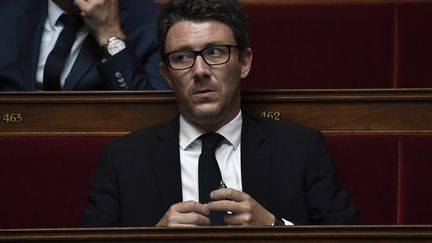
[115, 72, 123, 79]
[115, 72, 128, 90]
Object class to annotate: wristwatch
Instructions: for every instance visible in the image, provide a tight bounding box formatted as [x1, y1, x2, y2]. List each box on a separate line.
[104, 37, 126, 57]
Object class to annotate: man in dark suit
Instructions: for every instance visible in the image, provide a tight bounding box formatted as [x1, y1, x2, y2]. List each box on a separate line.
[82, 0, 358, 227]
[0, 0, 169, 91]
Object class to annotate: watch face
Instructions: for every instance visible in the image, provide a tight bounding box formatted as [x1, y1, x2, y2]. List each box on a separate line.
[107, 38, 126, 56]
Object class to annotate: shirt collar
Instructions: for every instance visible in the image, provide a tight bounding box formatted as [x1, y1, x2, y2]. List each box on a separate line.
[48, 0, 66, 28]
[179, 111, 242, 150]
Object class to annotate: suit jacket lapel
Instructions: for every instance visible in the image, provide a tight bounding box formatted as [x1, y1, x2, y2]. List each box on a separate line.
[63, 37, 99, 90]
[65, 2, 130, 90]
[148, 114, 273, 211]
[151, 117, 183, 210]
[17, 1, 47, 90]
[241, 115, 271, 210]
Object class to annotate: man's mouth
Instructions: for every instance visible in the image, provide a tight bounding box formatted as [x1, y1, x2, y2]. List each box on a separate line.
[193, 89, 217, 99]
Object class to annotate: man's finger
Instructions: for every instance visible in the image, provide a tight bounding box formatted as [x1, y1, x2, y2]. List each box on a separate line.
[175, 200, 209, 216]
[210, 188, 248, 201]
[223, 212, 249, 226]
[207, 199, 243, 214]
[73, 0, 90, 12]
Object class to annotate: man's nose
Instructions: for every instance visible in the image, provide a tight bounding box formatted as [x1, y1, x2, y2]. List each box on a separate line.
[192, 55, 211, 76]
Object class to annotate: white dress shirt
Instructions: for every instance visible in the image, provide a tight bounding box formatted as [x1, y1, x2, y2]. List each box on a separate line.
[179, 111, 243, 202]
[36, 0, 88, 88]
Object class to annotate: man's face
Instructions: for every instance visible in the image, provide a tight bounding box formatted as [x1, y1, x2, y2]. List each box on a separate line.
[53, 0, 80, 14]
[160, 20, 252, 130]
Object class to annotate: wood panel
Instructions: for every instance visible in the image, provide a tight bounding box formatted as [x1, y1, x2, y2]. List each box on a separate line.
[1, 226, 432, 242]
[1, 89, 432, 136]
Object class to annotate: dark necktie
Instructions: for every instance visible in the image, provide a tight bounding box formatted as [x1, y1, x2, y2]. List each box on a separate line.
[43, 14, 83, 91]
[198, 132, 225, 225]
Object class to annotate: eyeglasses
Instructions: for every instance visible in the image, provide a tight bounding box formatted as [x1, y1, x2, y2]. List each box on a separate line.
[165, 45, 238, 70]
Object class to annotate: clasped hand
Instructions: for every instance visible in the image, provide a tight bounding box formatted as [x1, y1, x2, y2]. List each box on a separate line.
[156, 188, 275, 226]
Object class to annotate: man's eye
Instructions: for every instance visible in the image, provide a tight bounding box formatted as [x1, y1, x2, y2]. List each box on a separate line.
[171, 52, 193, 62]
[205, 47, 226, 57]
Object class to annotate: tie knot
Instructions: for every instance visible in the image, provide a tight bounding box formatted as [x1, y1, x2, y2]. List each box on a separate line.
[200, 133, 224, 152]
[59, 14, 83, 28]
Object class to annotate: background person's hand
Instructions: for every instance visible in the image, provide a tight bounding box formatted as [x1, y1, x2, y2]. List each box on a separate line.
[207, 188, 275, 226]
[74, 0, 126, 45]
[156, 200, 211, 227]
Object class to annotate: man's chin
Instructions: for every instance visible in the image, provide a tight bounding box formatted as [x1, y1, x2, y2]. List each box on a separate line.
[191, 104, 223, 120]
[193, 110, 220, 119]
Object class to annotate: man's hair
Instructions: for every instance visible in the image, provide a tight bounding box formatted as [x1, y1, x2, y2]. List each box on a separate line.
[157, 0, 249, 63]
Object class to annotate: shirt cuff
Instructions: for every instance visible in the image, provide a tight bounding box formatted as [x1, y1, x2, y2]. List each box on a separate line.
[282, 218, 294, 226]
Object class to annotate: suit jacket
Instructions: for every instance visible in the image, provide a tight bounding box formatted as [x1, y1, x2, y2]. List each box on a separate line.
[0, 0, 169, 91]
[82, 114, 358, 226]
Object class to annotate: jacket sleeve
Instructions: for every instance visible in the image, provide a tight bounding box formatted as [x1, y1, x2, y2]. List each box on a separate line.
[98, 43, 169, 90]
[82, 144, 120, 227]
[304, 130, 359, 224]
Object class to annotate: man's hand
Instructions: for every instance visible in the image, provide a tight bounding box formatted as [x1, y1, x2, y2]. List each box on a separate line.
[74, 0, 126, 45]
[207, 188, 275, 226]
[156, 201, 211, 227]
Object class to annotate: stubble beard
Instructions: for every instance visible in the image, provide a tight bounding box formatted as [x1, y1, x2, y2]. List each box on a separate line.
[188, 102, 226, 129]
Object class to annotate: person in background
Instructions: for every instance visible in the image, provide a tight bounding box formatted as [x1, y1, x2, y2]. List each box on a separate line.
[0, 0, 169, 91]
[82, 0, 358, 227]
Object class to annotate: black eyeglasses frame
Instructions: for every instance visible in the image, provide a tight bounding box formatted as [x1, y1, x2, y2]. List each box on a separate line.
[165, 45, 239, 70]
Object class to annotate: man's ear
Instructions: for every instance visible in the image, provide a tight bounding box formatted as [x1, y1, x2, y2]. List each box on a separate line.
[240, 48, 252, 79]
[159, 62, 173, 89]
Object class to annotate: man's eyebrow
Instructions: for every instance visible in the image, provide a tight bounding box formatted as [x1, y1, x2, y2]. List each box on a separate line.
[169, 45, 194, 52]
[203, 42, 226, 48]
[168, 42, 227, 52]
